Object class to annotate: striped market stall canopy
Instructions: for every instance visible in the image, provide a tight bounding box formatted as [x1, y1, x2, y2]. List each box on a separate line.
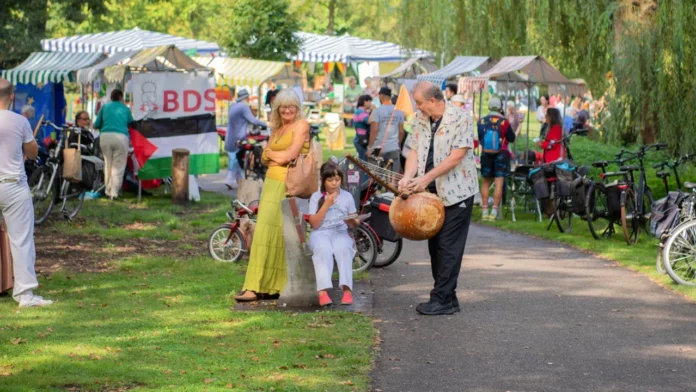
[292, 32, 433, 63]
[417, 56, 493, 88]
[195, 57, 300, 88]
[1, 51, 104, 84]
[41, 27, 220, 55]
[459, 56, 571, 93]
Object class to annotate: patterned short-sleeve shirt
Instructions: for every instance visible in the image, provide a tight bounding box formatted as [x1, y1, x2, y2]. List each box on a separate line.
[408, 103, 479, 206]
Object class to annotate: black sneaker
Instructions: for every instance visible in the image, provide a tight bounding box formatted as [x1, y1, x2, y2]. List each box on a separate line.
[452, 298, 461, 313]
[416, 301, 455, 316]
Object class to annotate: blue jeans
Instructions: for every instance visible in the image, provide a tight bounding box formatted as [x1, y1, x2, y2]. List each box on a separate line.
[226, 151, 243, 185]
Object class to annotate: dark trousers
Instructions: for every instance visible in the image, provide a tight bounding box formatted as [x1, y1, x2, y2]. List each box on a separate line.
[427, 196, 474, 304]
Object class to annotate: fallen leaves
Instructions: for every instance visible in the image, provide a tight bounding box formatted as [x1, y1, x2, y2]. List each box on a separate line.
[11, 337, 25, 345]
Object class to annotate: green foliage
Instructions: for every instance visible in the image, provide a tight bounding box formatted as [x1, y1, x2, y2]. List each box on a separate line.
[222, 0, 301, 61]
[0, 0, 106, 68]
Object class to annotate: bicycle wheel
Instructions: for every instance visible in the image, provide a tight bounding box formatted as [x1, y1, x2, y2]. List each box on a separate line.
[621, 187, 639, 245]
[642, 188, 654, 234]
[60, 180, 85, 221]
[353, 224, 377, 272]
[552, 195, 572, 233]
[662, 220, 696, 286]
[372, 238, 403, 268]
[29, 166, 56, 226]
[208, 225, 246, 263]
[586, 182, 612, 240]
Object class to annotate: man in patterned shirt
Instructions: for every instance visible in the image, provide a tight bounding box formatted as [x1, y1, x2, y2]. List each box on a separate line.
[399, 81, 478, 316]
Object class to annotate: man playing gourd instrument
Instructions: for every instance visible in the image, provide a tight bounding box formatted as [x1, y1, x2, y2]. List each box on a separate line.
[398, 81, 478, 316]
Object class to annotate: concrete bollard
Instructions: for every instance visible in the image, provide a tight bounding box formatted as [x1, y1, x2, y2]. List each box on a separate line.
[277, 198, 318, 307]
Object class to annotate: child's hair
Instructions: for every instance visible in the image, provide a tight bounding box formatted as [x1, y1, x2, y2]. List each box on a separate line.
[317, 161, 344, 210]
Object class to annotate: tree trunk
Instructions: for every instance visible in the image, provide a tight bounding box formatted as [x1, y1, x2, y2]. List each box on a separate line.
[327, 0, 336, 35]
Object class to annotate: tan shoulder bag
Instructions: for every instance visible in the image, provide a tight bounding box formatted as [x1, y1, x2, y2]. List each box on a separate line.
[285, 138, 318, 199]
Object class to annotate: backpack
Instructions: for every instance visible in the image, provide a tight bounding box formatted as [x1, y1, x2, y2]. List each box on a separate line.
[480, 116, 505, 153]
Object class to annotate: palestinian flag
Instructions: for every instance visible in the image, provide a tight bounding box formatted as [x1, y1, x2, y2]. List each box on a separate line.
[130, 114, 220, 181]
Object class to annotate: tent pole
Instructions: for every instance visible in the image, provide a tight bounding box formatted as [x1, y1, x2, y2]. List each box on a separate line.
[525, 83, 531, 161]
[472, 92, 476, 117]
[478, 89, 483, 120]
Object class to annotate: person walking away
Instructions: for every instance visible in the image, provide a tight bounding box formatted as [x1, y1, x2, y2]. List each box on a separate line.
[0, 79, 53, 307]
[307, 162, 359, 306]
[398, 81, 478, 316]
[478, 97, 516, 221]
[368, 87, 405, 173]
[95, 89, 133, 200]
[444, 83, 458, 101]
[537, 108, 565, 163]
[224, 89, 267, 189]
[352, 95, 373, 162]
[235, 90, 310, 302]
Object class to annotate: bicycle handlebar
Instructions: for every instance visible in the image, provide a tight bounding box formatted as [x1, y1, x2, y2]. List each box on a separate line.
[42, 120, 85, 134]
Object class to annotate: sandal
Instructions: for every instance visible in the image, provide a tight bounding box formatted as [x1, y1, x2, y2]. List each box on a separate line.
[234, 290, 258, 302]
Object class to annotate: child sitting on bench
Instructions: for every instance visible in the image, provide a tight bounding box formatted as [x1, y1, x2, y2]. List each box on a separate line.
[307, 162, 360, 306]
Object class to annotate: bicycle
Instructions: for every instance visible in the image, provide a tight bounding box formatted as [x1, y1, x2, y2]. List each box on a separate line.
[661, 182, 696, 285]
[237, 125, 270, 181]
[530, 128, 588, 233]
[208, 199, 259, 263]
[584, 159, 626, 240]
[614, 143, 667, 245]
[345, 155, 404, 269]
[29, 121, 102, 225]
[508, 156, 542, 222]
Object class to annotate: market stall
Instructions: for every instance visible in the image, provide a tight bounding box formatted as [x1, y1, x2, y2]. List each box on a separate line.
[1, 51, 105, 140]
[41, 27, 220, 56]
[459, 56, 574, 157]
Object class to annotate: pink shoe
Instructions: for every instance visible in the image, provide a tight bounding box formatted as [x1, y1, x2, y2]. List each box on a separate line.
[340, 290, 353, 305]
[318, 291, 333, 307]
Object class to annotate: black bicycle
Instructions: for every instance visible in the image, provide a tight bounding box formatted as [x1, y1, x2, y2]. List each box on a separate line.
[584, 159, 627, 240]
[29, 121, 103, 225]
[615, 143, 667, 245]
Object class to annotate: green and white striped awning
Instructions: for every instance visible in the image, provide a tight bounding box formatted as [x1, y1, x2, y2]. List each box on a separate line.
[1, 52, 104, 85]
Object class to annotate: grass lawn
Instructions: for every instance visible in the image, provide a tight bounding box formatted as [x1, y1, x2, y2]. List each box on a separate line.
[0, 192, 375, 391]
[477, 134, 696, 301]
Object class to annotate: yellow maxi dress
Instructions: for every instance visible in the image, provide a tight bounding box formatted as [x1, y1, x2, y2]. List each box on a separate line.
[242, 128, 309, 294]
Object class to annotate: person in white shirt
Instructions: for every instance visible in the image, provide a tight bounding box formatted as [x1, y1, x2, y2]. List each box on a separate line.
[0, 78, 53, 308]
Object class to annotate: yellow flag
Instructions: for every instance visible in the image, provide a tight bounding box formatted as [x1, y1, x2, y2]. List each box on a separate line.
[394, 84, 414, 117]
[335, 62, 346, 74]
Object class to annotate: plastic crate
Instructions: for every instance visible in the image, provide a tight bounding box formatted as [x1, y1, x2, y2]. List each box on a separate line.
[369, 196, 400, 242]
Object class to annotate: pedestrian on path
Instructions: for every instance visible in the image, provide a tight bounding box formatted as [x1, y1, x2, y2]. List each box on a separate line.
[478, 97, 516, 221]
[224, 89, 267, 189]
[398, 81, 478, 316]
[95, 89, 133, 200]
[0, 78, 53, 308]
[368, 87, 405, 173]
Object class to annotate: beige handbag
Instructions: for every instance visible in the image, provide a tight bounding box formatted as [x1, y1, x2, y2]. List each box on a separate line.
[285, 139, 318, 199]
[62, 132, 82, 183]
[0, 218, 13, 294]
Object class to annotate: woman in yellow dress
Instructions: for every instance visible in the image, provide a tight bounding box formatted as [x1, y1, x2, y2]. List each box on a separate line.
[235, 89, 310, 302]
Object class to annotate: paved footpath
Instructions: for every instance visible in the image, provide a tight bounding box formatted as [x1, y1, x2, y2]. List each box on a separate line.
[370, 224, 696, 392]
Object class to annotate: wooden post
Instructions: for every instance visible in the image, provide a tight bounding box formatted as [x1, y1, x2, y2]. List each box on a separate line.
[0, 219, 14, 294]
[172, 149, 190, 205]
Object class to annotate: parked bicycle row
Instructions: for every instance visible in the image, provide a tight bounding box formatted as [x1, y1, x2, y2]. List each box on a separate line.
[502, 129, 696, 286]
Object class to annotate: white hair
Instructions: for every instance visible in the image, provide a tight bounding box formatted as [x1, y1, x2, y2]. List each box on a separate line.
[21, 105, 35, 118]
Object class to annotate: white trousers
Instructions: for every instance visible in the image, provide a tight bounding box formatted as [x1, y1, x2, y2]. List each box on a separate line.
[309, 230, 356, 291]
[0, 181, 38, 301]
[100, 133, 129, 198]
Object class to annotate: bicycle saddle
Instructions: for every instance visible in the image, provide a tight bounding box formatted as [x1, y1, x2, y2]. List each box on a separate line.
[620, 165, 639, 172]
[592, 161, 609, 168]
[684, 182, 696, 190]
[656, 171, 670, 178]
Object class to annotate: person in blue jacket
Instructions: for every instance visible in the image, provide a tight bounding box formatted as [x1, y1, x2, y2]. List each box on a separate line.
[224, 89, 267, 189]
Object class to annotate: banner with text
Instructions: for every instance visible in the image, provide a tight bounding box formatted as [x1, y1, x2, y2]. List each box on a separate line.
[131, 72, 216, 121]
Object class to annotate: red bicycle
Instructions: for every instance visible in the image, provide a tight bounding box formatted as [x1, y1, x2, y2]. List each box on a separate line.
[208, 199, 259, 263]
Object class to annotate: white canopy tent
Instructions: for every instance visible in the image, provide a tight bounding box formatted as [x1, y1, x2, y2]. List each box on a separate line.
[417, 56, 494, 88]
[41, 27, 220, 55]
[292, 32, 433, 63]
